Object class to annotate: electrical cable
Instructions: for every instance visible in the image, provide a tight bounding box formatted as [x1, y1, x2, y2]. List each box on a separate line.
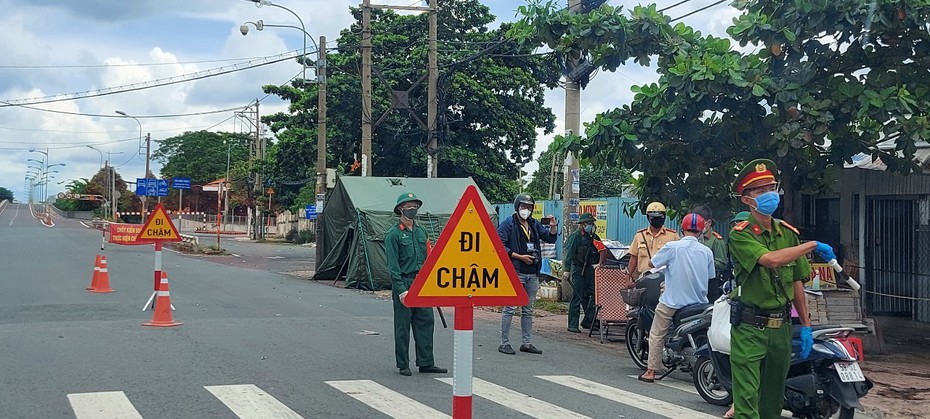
[0, 55, 296, 70]
[670, 0, 729, 22]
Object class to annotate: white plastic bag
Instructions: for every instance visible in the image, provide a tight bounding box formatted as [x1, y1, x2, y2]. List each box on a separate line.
[708, 295, 732, 354]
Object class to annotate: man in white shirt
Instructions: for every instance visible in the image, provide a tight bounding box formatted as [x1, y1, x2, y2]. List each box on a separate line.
[638, 213, 715, 382]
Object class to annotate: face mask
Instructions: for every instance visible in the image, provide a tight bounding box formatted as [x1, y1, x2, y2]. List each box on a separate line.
[583, 224, 594, 234]
[518, 209, 531, 219]
[649, 217, 665, 228]
[751, 191, 780, 216]
[401, 208, 418, 220]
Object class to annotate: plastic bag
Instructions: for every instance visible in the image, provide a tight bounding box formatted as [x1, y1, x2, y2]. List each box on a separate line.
[708, 295, 732, 354]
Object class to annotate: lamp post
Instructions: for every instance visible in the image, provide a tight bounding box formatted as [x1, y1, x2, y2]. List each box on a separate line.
[116, 110, 150, 222]
[28, 149, 47, 205]
[86, 145, 103, 168]
[242, 0, 312, 80]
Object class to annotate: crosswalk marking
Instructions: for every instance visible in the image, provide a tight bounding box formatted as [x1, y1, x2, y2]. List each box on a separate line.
[326, 380, 449, 419]
[436, 377, 589, 419]
[538, 375, 718, 419]
[626, 374, 698, 395]
[68, 391, 143, 419]
[204, 385, 304, 419]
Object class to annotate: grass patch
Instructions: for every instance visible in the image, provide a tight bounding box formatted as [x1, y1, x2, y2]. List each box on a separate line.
[535, 299, 569, 315]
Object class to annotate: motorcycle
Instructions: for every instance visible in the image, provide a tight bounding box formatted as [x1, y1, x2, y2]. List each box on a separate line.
[624, 270, 713, 377]
[692, 260, 873, 418]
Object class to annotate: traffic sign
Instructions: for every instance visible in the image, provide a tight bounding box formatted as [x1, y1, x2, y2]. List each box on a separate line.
[146, 178, 158, 197]
[136, 178, 147, 196]
[305, 205, 317, 220]
[157, 179, 169, 197]
[405, 185, 527, 308]
[134, 203, 181, 242]
[172, 177, 191, 190]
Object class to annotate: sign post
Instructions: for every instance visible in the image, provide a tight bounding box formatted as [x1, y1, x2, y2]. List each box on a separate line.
[134, 203, 182, 311]
[404, 185, 527, 419]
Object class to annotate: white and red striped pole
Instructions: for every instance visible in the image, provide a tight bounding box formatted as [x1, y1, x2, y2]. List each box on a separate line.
[143, 241, 163, 311]
[452, 304, 473, 418]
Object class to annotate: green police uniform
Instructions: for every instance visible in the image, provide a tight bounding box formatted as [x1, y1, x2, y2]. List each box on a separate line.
[564, 213, 602, 330]
[385, 193, 435, 371]
[702, 232, 728, 275]
[728, 160, 812, 419]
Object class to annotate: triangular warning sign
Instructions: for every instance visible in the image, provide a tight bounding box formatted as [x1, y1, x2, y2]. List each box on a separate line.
[405, 185, 528, 308]
[134, 203, 182, 242]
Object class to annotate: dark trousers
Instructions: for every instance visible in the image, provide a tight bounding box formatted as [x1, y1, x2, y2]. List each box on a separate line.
[393, 289, 435, 370]
[567, 265, 596, 328]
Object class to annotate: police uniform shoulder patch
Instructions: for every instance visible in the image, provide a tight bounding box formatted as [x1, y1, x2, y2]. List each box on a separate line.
[664, 227, 677, 234]
[713, 232, 723, 239]
[752, 224, 762, 235]
[636, 227, 648, 232]
[778, 219, 800, 235]
[732, 221, 750, 231]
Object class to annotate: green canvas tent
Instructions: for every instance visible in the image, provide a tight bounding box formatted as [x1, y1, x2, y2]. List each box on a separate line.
[313, 177, 497, 290]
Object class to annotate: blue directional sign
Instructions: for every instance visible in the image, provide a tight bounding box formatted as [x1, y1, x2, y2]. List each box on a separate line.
[135, 178, 147, 196]
[157, 179, 169, 197]
[305, 205, 317, 220]
[146, 178, 158, 197]
[172, 177, 191, 190]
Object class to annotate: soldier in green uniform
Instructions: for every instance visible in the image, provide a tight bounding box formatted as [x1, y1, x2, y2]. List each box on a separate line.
[728, 159, 836, 418]
[564, 213, 605, 333]
[385, 192, 447, 376]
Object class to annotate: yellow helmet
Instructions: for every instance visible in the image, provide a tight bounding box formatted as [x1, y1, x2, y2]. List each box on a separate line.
[646, 201, 666, 213]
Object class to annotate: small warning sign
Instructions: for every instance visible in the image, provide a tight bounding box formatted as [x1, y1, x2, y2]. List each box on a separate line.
[405, 185, 527, 307]
[134, 203, 182, 242]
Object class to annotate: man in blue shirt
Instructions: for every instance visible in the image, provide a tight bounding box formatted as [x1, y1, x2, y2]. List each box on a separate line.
[638, 213, 715, 382]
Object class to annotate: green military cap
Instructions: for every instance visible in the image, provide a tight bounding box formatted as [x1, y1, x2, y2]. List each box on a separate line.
[394, 192, 422, 214]
[733, 159, 778, 195]
[577, 213, 596, 224]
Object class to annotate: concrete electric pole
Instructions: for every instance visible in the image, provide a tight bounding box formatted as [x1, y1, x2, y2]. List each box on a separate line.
[562, 0, 582, 238]
[361, 0, 373, 176]
[427, 0, 438, 178]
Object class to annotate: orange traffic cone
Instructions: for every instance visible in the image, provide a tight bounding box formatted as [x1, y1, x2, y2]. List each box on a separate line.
[87, 255, 102, 290]
[143, 273, 182, 327]
[91, 255, 114, 293]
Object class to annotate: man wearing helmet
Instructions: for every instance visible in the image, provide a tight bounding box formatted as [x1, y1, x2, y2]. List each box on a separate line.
[385, 192, 447, 376]
[626, 201, 679, 279]
[637, 213, 715, 383]
[496, 193, 558, 355]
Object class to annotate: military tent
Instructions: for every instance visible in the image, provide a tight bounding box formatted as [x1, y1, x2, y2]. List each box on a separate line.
[313, 177, 497, 290]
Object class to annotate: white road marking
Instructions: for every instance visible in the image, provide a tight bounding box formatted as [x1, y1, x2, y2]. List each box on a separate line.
[437, 377, 589, 419]
[205, 384, 304, 419]
[327, 380, 449, 419]
[68, 391, 143, 419]
[538, 375, 718, 419]
[626, 374, 698, 395]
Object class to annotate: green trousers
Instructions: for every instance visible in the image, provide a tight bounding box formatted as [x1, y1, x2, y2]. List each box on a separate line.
[730, 322, 791, 419]
[567, 265, 595, 328]
[393, 288, 435, 370]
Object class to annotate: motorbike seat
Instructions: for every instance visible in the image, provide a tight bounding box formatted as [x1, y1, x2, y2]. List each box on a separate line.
[672, 303, 711, 324]
[791, 324, 842, 338]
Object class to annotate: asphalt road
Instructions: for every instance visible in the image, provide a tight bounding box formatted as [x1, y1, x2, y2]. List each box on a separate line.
[0, 202, 733, 418]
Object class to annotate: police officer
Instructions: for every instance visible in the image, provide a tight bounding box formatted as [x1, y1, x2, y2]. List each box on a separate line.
[564, 213, 603, 333]
[728, 159, 836, 418]
[692, 205, 728, 301]
[626, 202, 679, 279]
[385, 192, 447, 376]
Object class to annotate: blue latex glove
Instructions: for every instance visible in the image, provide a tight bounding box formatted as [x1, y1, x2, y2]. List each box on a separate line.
[814, 241, 837, 262]
[799, 326, 813, 359]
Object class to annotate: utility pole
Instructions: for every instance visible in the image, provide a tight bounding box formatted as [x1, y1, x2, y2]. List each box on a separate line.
[562, 0, 582, 238]
[426, 0, 438, 178]
[316, 35, 328, 264]
[361, 0, 372, 176]
[142, 132, 152, 224]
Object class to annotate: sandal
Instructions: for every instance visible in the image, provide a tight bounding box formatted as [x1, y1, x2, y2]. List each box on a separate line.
[722, 406, 735, 419]
[637, 373, 654, 383]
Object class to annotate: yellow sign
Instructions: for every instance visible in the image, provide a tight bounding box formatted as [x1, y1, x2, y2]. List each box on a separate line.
[579, 200, 608, 237]
[405, 186, 527, 307]
[134, 203, 182, 242]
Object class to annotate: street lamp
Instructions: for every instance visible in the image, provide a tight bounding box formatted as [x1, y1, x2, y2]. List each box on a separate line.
[86, 145, 104, 168]
[29, 149, 48, 206]
[116, 110, 150, 222]
[241, 0, 316, 80]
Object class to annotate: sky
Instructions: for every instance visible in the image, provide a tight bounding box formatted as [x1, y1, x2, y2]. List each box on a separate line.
[0, 0, 741, 202]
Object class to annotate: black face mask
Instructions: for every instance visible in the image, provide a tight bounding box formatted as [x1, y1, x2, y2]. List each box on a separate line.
[649, 217, 666, 228]
[401, 208, 418, 220]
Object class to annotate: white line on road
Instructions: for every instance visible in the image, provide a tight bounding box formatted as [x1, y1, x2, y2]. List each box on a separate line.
[437, 377, 590, 419]
[205, 384, 304, 419]
[626, 374, 698, 395]
[67, 391, 143, 419]
[538, 375, 718, 419]
[327, 379, 449, 419]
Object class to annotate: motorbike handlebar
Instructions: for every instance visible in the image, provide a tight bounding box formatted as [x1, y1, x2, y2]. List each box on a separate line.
[828, 259, 861, 291]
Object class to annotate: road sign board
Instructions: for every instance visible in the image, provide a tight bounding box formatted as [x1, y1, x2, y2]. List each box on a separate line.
[305, 205, 317, 220]
[136, 178, 147, 196]
[157, 179, 169, 196]
[134, 203, 182, 242]
[146, 178, 158, 197]
[405, 185, 527, 307]
[172, 177, 191, 190]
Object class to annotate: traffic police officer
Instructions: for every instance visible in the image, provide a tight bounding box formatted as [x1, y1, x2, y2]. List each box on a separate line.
[728, 159, 836, 418]
[626, 201, 679, 278]
[385, 192, 447, 376]
[564, 212, 604, 333]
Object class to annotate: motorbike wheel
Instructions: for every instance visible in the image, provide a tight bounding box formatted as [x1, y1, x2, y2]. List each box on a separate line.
[693, 356, 732, 406]
[625, 319, 649, 370]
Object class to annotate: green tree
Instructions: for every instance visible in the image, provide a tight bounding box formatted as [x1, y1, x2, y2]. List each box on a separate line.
[512, 0, 930, 217]
[0, 187, 13, 202]
[525, 144, 633, 200]
[261, 0, 561, 204]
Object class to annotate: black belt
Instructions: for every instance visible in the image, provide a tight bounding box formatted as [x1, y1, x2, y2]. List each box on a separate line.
[741, 307, 788, 329]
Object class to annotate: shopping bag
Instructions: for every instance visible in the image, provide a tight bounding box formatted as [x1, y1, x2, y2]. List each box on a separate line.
[708, 295, 732, 354]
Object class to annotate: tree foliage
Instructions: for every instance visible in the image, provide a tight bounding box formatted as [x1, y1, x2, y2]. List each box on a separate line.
[0, 187, 12, 202]
[525, 143, 632, 199]
[512, 0, 930, 216]
[261, 0, 561, 204]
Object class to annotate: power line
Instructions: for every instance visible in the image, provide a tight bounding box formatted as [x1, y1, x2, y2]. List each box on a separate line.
[0, 55, 295, 70]
[670, 0, 730, 22]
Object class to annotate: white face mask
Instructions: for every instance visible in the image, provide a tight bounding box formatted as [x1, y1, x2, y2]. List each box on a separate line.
[518, 209, 531, 219]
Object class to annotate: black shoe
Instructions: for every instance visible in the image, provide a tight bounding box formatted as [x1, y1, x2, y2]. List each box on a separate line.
[519, 344, 542, 354]
[419, 365, 447, 373]
[580, 322, 591, 329]
[567, 327, 581, 333]
[498, 344, 516, 355]
[399, 368, 412, 376]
